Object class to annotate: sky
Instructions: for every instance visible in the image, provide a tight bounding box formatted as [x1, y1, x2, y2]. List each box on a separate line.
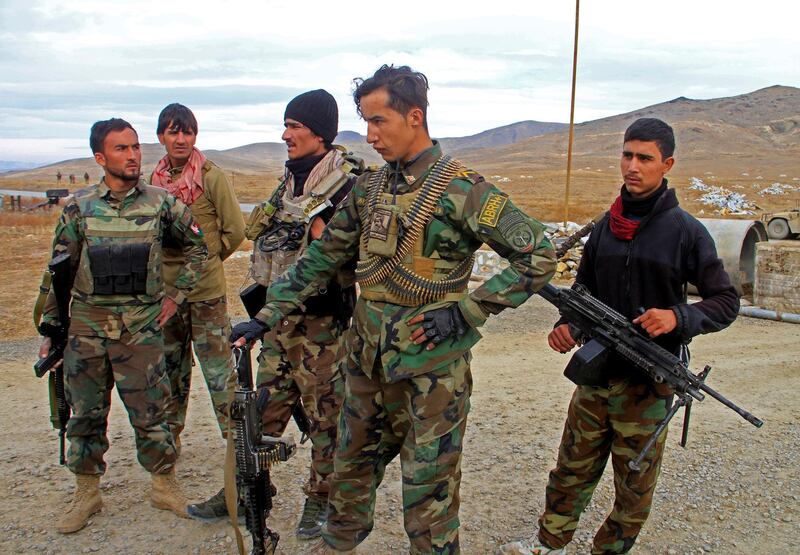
[0, 0, 798, 163]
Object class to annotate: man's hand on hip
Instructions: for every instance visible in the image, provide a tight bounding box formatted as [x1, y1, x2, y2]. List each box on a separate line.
[408, 304, 469, 351]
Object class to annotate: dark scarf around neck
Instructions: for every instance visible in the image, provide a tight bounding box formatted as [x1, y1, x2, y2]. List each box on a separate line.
[609, 180, 668, 240]
[285, 152, 327, 196]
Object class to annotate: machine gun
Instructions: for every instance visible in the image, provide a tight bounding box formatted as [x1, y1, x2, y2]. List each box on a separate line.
[239, 283, 311, 444]
[33, 253, 72, 465]
[537, 283, 763, 471]
[231, 344, 296, 555]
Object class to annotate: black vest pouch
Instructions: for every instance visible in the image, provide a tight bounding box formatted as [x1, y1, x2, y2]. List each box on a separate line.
[110, 244, 133, 294]
[88, 245, 115, 294]
[127, 243, 151, 294]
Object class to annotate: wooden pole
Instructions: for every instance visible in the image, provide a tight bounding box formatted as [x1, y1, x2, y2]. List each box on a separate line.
[563, 0, 580, 227]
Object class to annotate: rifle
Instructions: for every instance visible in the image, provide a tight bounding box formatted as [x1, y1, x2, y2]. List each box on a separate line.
[231, 344, 296, 555]
[33, 253, 72, 465]
[554, 214, 604, 259]
[537, 283, 763, 471]
[240, 283, 311, 444]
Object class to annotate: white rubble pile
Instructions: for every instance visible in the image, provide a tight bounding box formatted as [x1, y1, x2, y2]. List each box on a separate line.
[697, 186, 757, 215]
[758, 183, 797, 196]
[688, 177, 709, 191]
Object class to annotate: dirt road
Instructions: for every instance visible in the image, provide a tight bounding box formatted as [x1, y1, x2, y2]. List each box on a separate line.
[2, 297, 798, 554]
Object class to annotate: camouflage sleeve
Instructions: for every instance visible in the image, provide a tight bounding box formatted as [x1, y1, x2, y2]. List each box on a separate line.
[163, 196, 208, 304]
[42, 200, 83, 324]
[257, 177, 364, 327]
[457, 177, 556, 328]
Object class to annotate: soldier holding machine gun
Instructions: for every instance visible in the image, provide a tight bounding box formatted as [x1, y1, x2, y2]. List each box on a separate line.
[499, 118, 742, 555]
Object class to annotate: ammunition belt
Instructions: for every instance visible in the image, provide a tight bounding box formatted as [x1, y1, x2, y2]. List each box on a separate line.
[356, 155, 464, 289]
[383, 255, 474, 306]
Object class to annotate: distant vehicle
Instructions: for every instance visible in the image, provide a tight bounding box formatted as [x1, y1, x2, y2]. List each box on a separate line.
[761, 208, 800, 239]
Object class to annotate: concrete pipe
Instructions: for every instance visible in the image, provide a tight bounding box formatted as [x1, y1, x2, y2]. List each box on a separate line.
[694, 218, 768, 297]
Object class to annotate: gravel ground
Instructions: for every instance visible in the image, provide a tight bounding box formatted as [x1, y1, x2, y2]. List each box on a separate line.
[2, 296, 798, 554]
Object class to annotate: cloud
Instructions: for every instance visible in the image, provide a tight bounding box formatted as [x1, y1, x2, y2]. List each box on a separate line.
[1, 0, 798, 162]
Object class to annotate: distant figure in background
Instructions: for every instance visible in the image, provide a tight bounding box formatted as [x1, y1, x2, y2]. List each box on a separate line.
[149, 103, 245, 450]
[56, 171, 62, 184]
[68, 174, 75, 185]
[83, 171, 90, 184]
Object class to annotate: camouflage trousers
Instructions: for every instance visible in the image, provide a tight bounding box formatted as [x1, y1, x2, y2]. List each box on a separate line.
[256, 313, 346, 500]
[322, 353, 472, 555]
[538, 378, 673, 554]
[63, 321, 177, 476]
[162, 296, 236, 438]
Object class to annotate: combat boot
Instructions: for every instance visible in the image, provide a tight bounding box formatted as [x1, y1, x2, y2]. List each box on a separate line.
[307, 537, 357, 554]
[186, 486, 245, 522]
[495, 536, 566, 555]
[57, 474, 103, 534]
[150, 469, 189, 518]
[296, 496, 328, 539]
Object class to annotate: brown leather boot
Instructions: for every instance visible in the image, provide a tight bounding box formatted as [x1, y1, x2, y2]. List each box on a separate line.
[57, 474, 103, 534]
[150, 469, 189, 518]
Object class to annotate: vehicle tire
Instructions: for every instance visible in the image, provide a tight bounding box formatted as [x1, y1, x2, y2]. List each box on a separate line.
[767, 218, 791, 240]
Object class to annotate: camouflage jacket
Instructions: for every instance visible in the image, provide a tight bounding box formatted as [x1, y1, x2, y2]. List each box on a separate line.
[43, 179, 208, 339]
[258, 143, 556, 382]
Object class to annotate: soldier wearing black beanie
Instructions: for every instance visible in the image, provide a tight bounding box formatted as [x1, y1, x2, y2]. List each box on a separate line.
[284, 89, 339, 145]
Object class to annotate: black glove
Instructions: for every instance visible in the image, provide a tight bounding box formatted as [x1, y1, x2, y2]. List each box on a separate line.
[230, 318, 270, 343]
[418, 304, 469, 346]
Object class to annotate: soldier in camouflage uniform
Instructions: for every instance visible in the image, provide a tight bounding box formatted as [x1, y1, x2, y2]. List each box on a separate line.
[150, 103, 245, 445]
[37, 118, 208, 534]
[497, 118, 739, 555]
[188, 91, 358, 538]
[231, 65, 556, 554]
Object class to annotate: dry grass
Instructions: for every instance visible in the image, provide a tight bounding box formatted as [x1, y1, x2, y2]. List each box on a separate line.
[0, 216, 56, 340]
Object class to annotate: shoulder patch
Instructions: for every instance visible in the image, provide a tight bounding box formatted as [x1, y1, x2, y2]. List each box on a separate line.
[457, 169, 485, 185]
[478, 192, 508, 228]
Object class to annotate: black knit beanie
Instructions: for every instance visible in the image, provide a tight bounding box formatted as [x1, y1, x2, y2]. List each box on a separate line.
[284, 89, 338, 144]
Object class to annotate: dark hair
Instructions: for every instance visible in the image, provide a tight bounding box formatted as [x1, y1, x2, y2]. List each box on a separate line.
[624, 118, 675, 159]
[352, 64, 430, 131]
[157, 103, 198, 135]
[89, 118, 136, 154]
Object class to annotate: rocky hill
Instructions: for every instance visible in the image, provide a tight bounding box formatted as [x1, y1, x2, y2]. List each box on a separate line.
[3, 86, 798, 189]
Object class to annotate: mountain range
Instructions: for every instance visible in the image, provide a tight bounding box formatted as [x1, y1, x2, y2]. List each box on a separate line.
[3, 85, 799, 189]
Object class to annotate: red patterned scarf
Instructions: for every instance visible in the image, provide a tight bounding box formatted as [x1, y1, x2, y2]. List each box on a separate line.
[151, 148, 207, 205]
[609, 195, 640, 240]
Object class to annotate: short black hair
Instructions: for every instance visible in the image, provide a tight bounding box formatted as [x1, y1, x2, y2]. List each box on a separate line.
[624, 118, 675, 159]
[352, 64, 430, 131]
[157, 103, 198, 135]
[89, 118, 136, 154]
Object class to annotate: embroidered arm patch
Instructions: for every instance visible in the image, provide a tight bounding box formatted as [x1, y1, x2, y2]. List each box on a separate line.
[478, 193, 508, 228]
